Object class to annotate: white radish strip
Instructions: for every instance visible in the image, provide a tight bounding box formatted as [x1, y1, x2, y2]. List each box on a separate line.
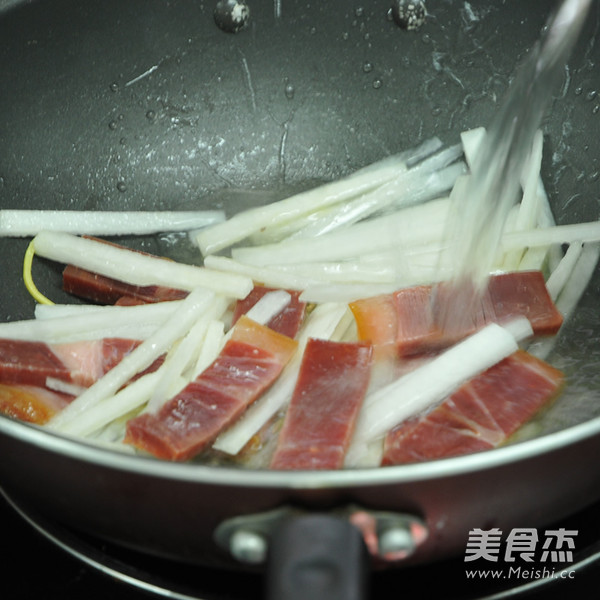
[232, 197, 451, 267]
[287, 162, 465, 240]
[191, 320, 226, 379]
[299, 283, 404, 304]
[529, 243, 600, 361]
[47, 287, 216, 430]
[32, 231, 253, 299]
[501, 221, 600, 251]
[205, 256, 322, 291]
[0, 210, 225, 237]
[555, 243, 599, 313]
[536, 180, 563, 273]
[34, 301, 180, 321]
[350, 318, 532, 445]
[517, 246, 550, 272]
[45, 378, 87, 397]
[0, 301, 181, 343]
[244, 290, 291, 324]
[460, 127, 486, 169]
[545, 241, 583, 300]
[213, 302, 349, 455]
[517, 130, 544, 232]
[58, 372, 163, 437]
[502, 130, 545, 270]
[194, 157, 411, 255]
[146, 296, 230, 412]
[208, 140, 444, 250]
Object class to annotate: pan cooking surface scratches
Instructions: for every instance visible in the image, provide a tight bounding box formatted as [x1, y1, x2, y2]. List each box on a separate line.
[2, 487, 600, 600]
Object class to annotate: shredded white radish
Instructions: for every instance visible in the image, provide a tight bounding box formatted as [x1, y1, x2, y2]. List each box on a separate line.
[58, 372, 164, 437]
[194, 155, 411, 255]
[0, 210, 225, 237]
[32, 231, 253, 299]
[501, 221, 600, 251]
[47, 287, 216, 430]
[0, 301, 182, 343]
[231, 197, 450, 267]
[545, 241, 584, 301]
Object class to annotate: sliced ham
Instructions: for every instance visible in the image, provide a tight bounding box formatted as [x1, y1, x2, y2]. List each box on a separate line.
[381, 350, 564, 465]
[0, 337, 152, 389]
[124, 316, 298, 461]
[350, 271, 563, 357]
[232, 284, 307, 338]
[0, 383, 72, 425]
[63, 265, 188, 305]
[270, 339, 373, 470]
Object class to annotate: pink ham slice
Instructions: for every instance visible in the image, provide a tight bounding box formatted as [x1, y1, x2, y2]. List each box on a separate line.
[270, 339, 373, 470]
[0, 338, 151, 389]
[124, 316, 298, 461]
[350, 271, 563, 357]
[63, 264, 188, 306]
[231, 285, 307, 338]
[381, 350, 564, 465]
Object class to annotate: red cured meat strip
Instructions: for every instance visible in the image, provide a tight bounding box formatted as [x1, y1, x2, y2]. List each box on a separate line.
[124, 316, 298, 461]
[232, 285, 307, 338]
[0, 338, 153, 389]
[381, 350, 564, 465]
[0, 340, 72, 387]
[63, 265, 188, 305]
[270, 339, 373, 470]
[350, 271, 563, 357]
[0, 383, 72, 425]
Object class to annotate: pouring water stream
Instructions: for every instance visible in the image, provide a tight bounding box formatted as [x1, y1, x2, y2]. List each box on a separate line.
[434, 0, 592, 333]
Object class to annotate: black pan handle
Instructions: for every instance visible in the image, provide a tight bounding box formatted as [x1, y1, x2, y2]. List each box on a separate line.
[265, 514, 370, 600]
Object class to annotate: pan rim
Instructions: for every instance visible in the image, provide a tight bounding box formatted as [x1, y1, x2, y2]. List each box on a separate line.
[1, 413, 600, 488]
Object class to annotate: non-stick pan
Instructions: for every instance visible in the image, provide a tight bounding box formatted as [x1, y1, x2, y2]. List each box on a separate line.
[1, 0, 600, 597]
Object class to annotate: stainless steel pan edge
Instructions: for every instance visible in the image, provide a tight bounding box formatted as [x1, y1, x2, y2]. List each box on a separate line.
[1, 411, 600, 569]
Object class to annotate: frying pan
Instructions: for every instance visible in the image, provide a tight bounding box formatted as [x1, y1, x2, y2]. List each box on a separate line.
[1, 0, 600, 597]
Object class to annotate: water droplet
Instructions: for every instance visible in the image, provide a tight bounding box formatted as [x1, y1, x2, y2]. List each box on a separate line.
[116, 181, 127, 192]
[310, 26, 317, 35]
[587, 171, 599, 182]
[146, 110, 156, 120]
[372, 78, 382, 89]
[109, 82, 119, 92]
[586, 90, 597, 101]
[593, 104, 600, 115]
[214, 0, 250, 34]
[355, 7, 364, 17]
[342, 31, 349, 40]
[574, 86, 583, 96]
[284, 83, 295, 99]
[364, 32, 370, 41]
[421, 33, 431, 44]
[0, 176, 5, 188]
[363, 61, 373, 73]
[108, 120, 117, 130]
[391, 0, 427, 31]
[119, 137, 127, 145]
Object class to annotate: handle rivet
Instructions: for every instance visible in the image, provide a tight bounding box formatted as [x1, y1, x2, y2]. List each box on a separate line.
[378, 526, 416, 557]
[229, 529, 268, 564]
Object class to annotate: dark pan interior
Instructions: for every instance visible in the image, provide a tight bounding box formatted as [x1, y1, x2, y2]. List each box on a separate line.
[0, 0, 599, 441]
